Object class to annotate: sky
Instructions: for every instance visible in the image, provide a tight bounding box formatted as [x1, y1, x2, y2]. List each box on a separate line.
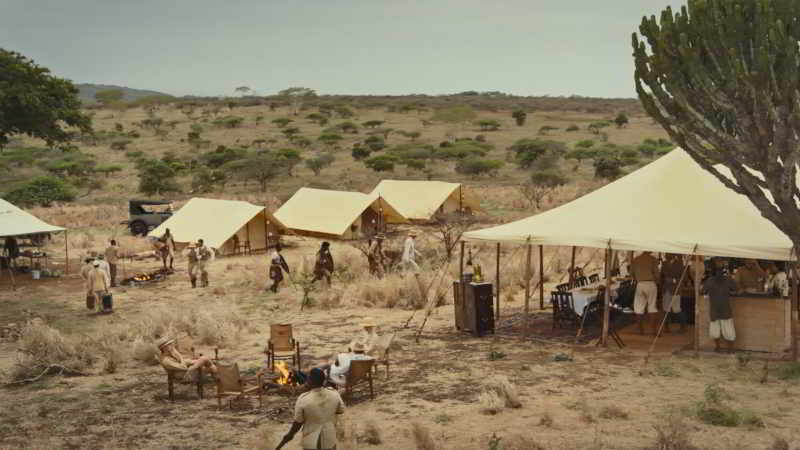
[0, 0, 684, 98]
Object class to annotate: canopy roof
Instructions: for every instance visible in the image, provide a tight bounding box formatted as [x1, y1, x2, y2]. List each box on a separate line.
[370, 180, 483, 221]
[0, 198, 65, 238]
[148, 197, 285, 250]
[274, 187, 406, 237]
[463, 149, 794, 260]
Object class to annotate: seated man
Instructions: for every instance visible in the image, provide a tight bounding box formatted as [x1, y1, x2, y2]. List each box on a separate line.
[348, 318, 379, 355]
[157, 336, 217, 382]
[326, 342, 372, 387]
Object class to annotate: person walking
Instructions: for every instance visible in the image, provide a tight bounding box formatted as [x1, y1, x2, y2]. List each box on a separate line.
[367, 234, 386, 278]
[275, 368, 345, 450]
[158, 228, 177, 270]
[86, 260, 110, 313]
[185, 243, 200, 288]
[402, 232, 421, 272]
[195, 239, 213, 287]
[104, 239, 120, 287]
[312, 242, 334, 286]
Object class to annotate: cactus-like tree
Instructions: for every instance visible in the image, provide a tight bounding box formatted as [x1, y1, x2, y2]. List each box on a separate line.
[633, 0, 800, 249]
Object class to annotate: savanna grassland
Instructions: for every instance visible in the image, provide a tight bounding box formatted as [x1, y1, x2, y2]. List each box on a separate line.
[2, 95, 800, 450]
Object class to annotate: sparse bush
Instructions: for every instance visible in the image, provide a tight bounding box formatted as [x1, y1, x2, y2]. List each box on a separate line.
[512, 109, 527, 126]
[365, 154, 396, 172]
[455, 157, 504, 176]
[364, 135, 385, 151]
[271, 117, 293, 128]
[305, 153, 335, 175]
[511, 138, 567, 169]
[411, 422, 437, 450]
[352, 145, 372, 161]
[648, 415, 698, 450]
[486, 375, 522, 408]
[478, 391, 505, 415]
[4, 176, 76, 207]
[566, 124, 580, 131]
[137, 159, 180, 196]
[594, 157, 623, 180]
[538, 125, 559, 135]
[575, 139, 595, 148]
[110, 138, 132, 151]
[362, 120, 384, 128]
[477, 119, 501, 131]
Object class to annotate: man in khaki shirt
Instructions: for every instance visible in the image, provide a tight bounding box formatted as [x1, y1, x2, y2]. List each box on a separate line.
[104, 239, 119, 287]
[631, 251, 660, 335]
[86, 261, 110, 313]
[277, 368, 344, 450]
[157, 337, 217, 381]
[734, 259, 766, 292]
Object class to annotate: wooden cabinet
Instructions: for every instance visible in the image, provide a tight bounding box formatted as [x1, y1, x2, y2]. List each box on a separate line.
[453, 281, 494, 337]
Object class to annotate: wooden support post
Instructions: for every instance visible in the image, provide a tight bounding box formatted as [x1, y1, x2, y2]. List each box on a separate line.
[792, 263, 798, 361]
[265, 218, 270, 250]
[539, 245, 544, 310]
[524, 242, 533, 332]
[693, 255, 702, 353]
[601, 249, 610, 346]
[495, 242, 501, 321]
[64, 230, 69, 275]
[569, 246, 576, 288]
[245, 221, 250, 254]
[459, 241, 465, 328]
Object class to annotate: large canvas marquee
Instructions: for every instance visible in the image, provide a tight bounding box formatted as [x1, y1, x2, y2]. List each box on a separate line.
[370, 180, 483, 222]
[149, 198, 285, 253]
[463, 149, 794, 260]
[0, 198, 65, 238]
[274, 187, 406, 239]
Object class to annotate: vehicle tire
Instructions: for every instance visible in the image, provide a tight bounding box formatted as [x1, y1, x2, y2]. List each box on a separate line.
[130, 220, 148, 236]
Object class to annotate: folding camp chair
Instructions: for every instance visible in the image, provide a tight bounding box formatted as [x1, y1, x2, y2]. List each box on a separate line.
[215, 362, 263, 409]
[344, 359, 375, 403]
[266, 324, 301, 371]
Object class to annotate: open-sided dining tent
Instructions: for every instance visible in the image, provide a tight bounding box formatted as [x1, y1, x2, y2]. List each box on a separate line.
[148, 197, 285, 255]
[0, 198, 68, 277]
[274, 187, 406, 239]
[462, 148, 798, 358]
[370, 180, 484, 223]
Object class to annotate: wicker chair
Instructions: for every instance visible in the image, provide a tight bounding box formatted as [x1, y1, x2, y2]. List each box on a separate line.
[266, 324, 301, 371]
[371, 334, 395, 378]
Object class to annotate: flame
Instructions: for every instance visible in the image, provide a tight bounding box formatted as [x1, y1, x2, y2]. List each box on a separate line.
[274, 361, 292, 385]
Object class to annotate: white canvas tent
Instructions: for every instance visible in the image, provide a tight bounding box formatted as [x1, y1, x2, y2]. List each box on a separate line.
[1, 198, 68, 279]
[274, 187, 406, 239]
[148, 198, 285, 254]
[463, 149, 794, 260]
[370, 180, 484, 223]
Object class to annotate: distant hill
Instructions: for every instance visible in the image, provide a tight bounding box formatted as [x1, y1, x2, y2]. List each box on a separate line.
[76, 83, 172, 104]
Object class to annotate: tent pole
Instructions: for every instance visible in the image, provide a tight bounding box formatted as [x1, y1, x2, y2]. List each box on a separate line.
[64, 230, 69, 275]
[601, 249, 610, 346]
[693, 255, 702, 353]
[569, 246, 576, 288]
[245, 221, 250, 254]
[8, 260, 16, 291]
[539, 245, 544, 310]
[792, 263, 799, 361]
[524, 242, 532, 334]
[495, 242, 500, 321]
[459, 241, 465, 332]
[265, 218, 270, 251]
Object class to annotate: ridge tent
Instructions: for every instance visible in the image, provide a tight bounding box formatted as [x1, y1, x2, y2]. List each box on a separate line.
[370, 180, 483, 223]
[0, 198, 68, 282]
[148, 198, 285, 254]
[462, 148, 798, 357]
[273, 187, 406, 239]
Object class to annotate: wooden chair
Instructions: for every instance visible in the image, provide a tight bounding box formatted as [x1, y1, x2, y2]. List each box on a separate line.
[583, 288, 624, 348]
[165, 336, 219, 402]
[551, 291, 579, 329]
[266, 324, 301, 371]
[575, 276, 589, 287]
[588, 273, 600, 284]
[371, 334, 395, 378]
[215, 362, 263, 409]
[344, 359, 375, 402]
[556, 283, 570, 292]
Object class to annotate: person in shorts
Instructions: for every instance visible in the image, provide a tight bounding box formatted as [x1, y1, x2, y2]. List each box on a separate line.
[631, 251, 660, 335]
[702, 260, 738, 352]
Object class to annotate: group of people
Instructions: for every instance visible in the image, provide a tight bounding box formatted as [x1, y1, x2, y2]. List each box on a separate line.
[80, 239, 120, 313]
[155, 318, 383, 450]
[630, 251, 790, 352]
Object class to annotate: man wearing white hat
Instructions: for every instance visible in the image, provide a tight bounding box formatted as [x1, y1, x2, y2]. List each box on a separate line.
[157, 336, 217, 381]
[349, 318, 379, 354]
[86, 260, 110, 313]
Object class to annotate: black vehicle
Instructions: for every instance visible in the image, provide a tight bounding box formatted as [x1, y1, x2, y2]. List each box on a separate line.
[122, 199, 173, 235]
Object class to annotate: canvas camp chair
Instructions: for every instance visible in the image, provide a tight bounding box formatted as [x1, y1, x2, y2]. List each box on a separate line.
[370, 334, 395, 378]
[164, 335, 219, 402]
[215, 362, 263, 409]
[266, 324, 301, 371]
[343, 359, 375, 403]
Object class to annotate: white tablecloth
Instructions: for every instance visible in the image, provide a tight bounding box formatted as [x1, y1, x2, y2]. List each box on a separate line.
[570, 282, 619, 316]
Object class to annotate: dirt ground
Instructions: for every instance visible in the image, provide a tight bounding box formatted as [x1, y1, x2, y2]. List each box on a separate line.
[1, 239, 800, 450]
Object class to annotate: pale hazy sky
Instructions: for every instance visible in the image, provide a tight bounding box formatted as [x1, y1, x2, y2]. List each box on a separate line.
[1, 0, 683, 98]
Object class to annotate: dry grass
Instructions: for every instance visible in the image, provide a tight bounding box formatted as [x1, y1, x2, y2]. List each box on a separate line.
[6, 320, 96, 381]
[499, 435, 548, 450]
[247, 426, 276, 450]
[411, 422, 438, 450]
[478, 390, 505, 415]
[647, 414, 699, 450]
[599, 405, 629, 420]
[539, 411, 554, 428]
[486, 375, 522, 409]
[360, 420, 382, 445]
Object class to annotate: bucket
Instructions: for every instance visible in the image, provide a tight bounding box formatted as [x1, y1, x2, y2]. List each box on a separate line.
[31, 270, 41, 280]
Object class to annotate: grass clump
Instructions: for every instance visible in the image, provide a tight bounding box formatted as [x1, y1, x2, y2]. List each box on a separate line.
[539, 411, 554, 427]
[488, 350, 507, 361]
[777, 362, 800, 381]
[655, 364, 679, 377]
[411, 422, 437, 450]
[647, 414, 698, 450]
[694, 383, 764, 428]
[360, 420, 382, 445]
[599, 405, 629, 420]
[486, 375, 522, 408]
[478, 391, 505, 415]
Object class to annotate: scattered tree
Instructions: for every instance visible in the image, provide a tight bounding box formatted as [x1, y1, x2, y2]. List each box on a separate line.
[352, 145, 371, 161]
[511, 109, 527, 126]
[305, 153, 335, 175]
[432, 212, 479, 260]
[510, 138, 567, 169]
[318, 133, 343, 148]
[137, 159, 180, 195]
[477, 119, 501, 131]
[614, 112, 629, 128]
[272, 117, 293, 128]
[455, 157, 504, 176]
[365, 155, 396, 172]
[275, 148, 303, 176]
[306, 113, 329, 126]
[364, 135, 385, 151]
[593, 157, 623, 180]
[519, 170, 568, 209]
[234, 86, 252, 96]
[225, 152, 282, 191]
[362, 120, 384, 129]
[279, 87, 316, 115]
[4, 176, 76, 207]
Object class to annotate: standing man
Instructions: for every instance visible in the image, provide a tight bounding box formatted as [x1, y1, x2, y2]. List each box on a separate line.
[702, 259, 738, 353]
[4, 236, 19, 269]
[104, 239, 120, 287]
[158, 228, 177, 270]
[269, 242, 290, 293]
[86, 260, 110, 313]
[312, 242, 334, 286]
[196, 239, 213, 287]
[402, 232, 421, 272]
[631, 251, 660, 335]
[185, 243, 199, 288]
[275, 368, 344, 450]
[367, 234, 386, 278]
[660, 253, 687, 333]
[95, 254, 111, 283]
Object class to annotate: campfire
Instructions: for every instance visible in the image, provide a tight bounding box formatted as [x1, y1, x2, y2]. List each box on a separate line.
[122, 268, 173, 287]
[264, 361, 301, 394]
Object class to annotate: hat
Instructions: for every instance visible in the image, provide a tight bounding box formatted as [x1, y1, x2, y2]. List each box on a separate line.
[308, 367, 325, 387]
[352, 341, 366, 352]
[92, 261, 100, 267]
[408, 232, 416, 237]
[361, 318, 376, 328]
[157, 337, 175, 350]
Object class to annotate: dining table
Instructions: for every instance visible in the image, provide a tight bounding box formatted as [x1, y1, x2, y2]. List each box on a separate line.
[570, 280, 622, 316]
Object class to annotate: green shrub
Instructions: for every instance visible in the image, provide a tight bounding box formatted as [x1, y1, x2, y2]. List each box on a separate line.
[271, 117, 293, 128]
[125, 150, 144, 159]
[594, 157, 623, 180]
[199, 146, 248, 169]
[351, 146, 371, 161]
[110, 139, 132, 151]
[364, 135, 385, 151]
[364, 155, 396, 172]
[511, 109, 527, 126]
[566, 124, 580, 132]
[575, 139, 595, 149]
[212, 116, 244, 128]
[4, 176, 76, 207]
[436, 141, 491, 160]
[777, 362, 800, 380]
[455, 157, 504, 176]
[477, 119, 501, 131]
[511, 138, 566, 169]
[137, 159, 180, 195]
[305, 153, 335, 175]
[362, 120, 384, 129]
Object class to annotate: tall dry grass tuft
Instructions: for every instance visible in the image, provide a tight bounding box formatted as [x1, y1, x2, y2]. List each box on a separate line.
[411, 422, 437, 450]
[486, 375, 522, 408]
[478, 390, 505, 415]
[361, 420, 382, 445]
[247, 426, 276, 450]
[8, 320, 96, 381]
[647, 415, 698, 450]
[500, 435, 548, 450]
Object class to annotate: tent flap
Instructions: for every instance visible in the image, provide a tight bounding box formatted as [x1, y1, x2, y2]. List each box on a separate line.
[462, 149, 794, 260]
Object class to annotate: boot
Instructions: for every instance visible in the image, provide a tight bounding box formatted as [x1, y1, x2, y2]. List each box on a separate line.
[191, 276, 197, 288]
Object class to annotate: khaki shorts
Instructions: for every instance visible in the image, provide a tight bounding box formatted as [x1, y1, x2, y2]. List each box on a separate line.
[661, 288, 682, 313]
[633, 281, 658, 314]
[709, 319, 736, 341]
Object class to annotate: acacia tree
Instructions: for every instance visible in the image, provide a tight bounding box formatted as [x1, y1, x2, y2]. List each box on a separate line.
[432, 212, 478, 260]
[279, 87, 316, 116]
[633, 1, 800, 251]
[0, 49, 92, 151]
